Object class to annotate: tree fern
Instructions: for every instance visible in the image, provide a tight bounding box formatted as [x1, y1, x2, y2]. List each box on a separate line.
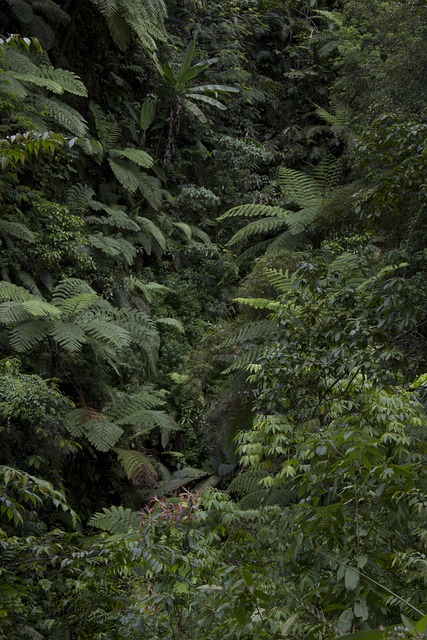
[220, 320, 273, 348]
[0, 219, 35, 242]
[89, 0, 166, 57]
[41, 97, 88, 136]
[227, 217, 288, 246]
[115, 448, 158, 487]
[48, 321, 87, 351]
[90, 102, 121, 147]
[138, 173, 163, 210]
[88, 505, 141, 533]
[228, 469, 269, 498]
[88, 233, 137, 265]
[110, 147, 153, 168]
[83, 418, 124, 452]
[136, 217, 166, 252]
[219, 160, 341, 255]
[108, 158, 140, 193]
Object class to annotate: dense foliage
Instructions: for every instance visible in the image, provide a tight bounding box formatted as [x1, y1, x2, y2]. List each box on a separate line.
[1, 0, 427, 638]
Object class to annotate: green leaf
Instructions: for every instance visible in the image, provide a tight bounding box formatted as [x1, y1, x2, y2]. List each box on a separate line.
[345, 567, 359, 592]
[140, 97, 156, 132]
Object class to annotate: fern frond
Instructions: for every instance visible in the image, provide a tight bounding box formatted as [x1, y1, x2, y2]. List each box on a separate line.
[136, 217, 166, 251]
[32, 0, 71, 24]
[0, 301, 32, 325]
[279, 168, 323, 206]
[89, 102, 121, 147]
[115, 448, 158, 487]
[41, 97, 88, 136]
[110, 147, 153, 168]
[151, 467, 208, 497]
[107, 387, 164, 420]
[105, 12, 132, 50]
[0, 282, 33, 302]
[174, 221, 192, 239]
[0, 219, 34, 242]
[312, 155, 341, 191]
[218, 204, 287, 221]
[88, 505, 141, 533]
[234, 297, 280, 311]
[83, 418, 124, 452]
[48, 321, 87, 352]
[266, 269, 293, 292]
[228, 469, 269, 497]
[286, 204, 321, 235]
[88, 233, 137, 265]
[138, 173, 163, 209]
[40, 67, 87, 97]
[21, 299, 61, 318]
[88, 205, 140, 231]
[220, 320, 273, 348]
[221, 345, 268, 375]
[8, 319, 47, 352]
[227, 217, 288, 246]
[156, 317, 184, 333]
[108, 158, 139, 193]
[6, 0, 34, 24]
[66, 183, 95, 214]
[52, 278, 95, 302]
[79, 314, 132, 352]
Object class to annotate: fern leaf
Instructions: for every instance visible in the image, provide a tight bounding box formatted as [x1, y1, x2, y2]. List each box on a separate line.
[40, 67, 87, 97]
[0, 282, 33, 302]
[52, 278, 95, 302]
[88, 505, 141, 533]
[278, 168, 323, 206]
[151, 467, 208, 497]
[156, 317, 184, 333]
[88, 233, 137, 265]
[84, 418, 124, 452]
[220, 320, 273, 348]
[108, 158, 139, 193]
[0, 219, 35, 242]
[221, 345, 268, 375]
[8, 319, 47, 352]
[90, 102, 121, 147]
[79, 315, 132, 352]
[228, 469, 269, 497]
[8, 72, 62, 93]
[266, 269, 293, 292]
[227, 217, 288, 246]
[117, 408, 178, 433]
[21, 299, 61, 318]
[110, 147, 153, 168]
[41, 97, 88, 136]
[48, 321, 87, 352]
[234, 297, 280, 311]
[286, 205, 320, 235]
[138, 173, 163, 209]
[137, 217, 166, 250]
[174, 221, 192, 239]
[0, 301, 32, 325]
[115, 448, 158, 487]
[66, 183, 95, 214]
[107, 386, 166, 419]
[218, 204, 287, 221]
[32, 0, 71, 24]
[6, 0, 34, 23]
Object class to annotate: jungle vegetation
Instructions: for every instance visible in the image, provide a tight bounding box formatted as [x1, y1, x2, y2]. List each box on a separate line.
[1, 0, 427, 638]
